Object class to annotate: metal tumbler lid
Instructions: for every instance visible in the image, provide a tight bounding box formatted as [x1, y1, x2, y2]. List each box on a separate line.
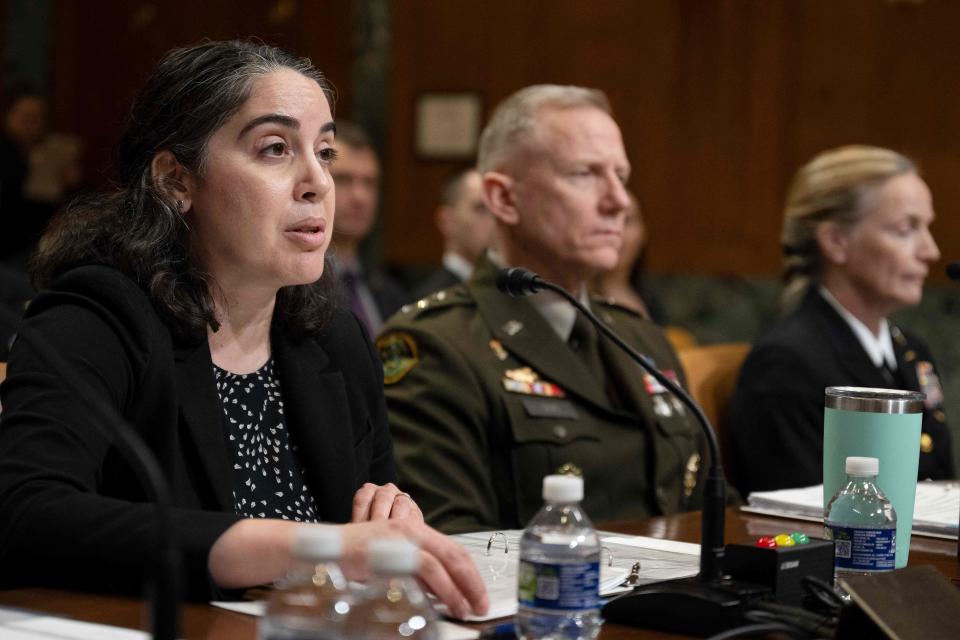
[824, 386, 925, 414]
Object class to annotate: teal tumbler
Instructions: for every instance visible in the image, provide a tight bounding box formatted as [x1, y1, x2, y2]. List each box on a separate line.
[823, 387, 924, 568]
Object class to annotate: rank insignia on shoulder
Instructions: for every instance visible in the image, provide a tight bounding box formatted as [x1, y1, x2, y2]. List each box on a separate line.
[502, 367, 566, 397]
[377, 332, 419, 385]
[916, 361, 943, 408]
[489, 339, 509, 361]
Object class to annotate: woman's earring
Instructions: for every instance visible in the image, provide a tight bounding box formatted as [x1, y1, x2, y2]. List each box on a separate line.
[175, 199, 190, 230]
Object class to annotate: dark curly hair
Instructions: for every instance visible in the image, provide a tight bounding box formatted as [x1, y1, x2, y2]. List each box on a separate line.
[30, 40, 339, 341]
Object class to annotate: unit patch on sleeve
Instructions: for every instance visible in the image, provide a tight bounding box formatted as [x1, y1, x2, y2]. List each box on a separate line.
[377, 331, 419, 384]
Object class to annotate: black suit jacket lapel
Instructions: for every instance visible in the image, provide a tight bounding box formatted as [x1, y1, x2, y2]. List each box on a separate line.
[273, 332, 357, 522]
[892, 327, 920, 392]
[592, 306, 656, 418]
[174, 339, 234, 511]
[807, 292, 888, 388]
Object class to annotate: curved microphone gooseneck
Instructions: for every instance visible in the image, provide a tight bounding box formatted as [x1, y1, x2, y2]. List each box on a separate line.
[495, 267, 726, 582]
[496, 267, 779, 636]
[1, 307, 180, 640]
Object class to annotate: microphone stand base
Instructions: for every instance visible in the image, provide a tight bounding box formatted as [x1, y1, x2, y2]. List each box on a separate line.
[602, 575, 771, 637]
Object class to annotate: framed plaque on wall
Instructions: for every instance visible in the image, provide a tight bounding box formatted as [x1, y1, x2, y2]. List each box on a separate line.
[414, 92, 483, 159]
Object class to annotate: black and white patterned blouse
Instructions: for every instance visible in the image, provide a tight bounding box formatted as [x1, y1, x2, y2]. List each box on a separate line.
[213, 358, 319, 522]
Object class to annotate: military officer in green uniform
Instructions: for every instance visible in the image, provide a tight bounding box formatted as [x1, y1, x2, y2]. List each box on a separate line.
[378, 85, 703, 534]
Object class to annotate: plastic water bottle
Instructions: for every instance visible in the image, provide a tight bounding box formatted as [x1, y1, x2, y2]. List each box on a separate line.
[516, 474, 602, 640]
[344, 538, 438, 639]
[824, 456, 897, 581]
[259, 526, 350, 640]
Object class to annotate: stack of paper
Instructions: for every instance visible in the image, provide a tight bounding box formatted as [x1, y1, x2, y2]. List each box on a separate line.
[745, 480, 959, 539]
[445, 529, 700, 622]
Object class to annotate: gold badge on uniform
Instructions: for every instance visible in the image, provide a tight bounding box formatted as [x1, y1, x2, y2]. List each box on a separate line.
[891, 326, 907, 346]
[377, 332, 419, 384]
[920, 432, 934, 454]
[915, 361, 943, 408]
[502, 367, 566, 397]
[684, 453, 701, 498]
[556, 462, 583, 477]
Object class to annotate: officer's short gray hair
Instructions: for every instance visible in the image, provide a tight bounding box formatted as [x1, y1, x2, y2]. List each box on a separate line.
[477, 84, 611, 174]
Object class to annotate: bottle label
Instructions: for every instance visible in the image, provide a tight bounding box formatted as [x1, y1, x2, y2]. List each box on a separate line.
[517, 559, 600, 611]
[827, 524, 896, 571]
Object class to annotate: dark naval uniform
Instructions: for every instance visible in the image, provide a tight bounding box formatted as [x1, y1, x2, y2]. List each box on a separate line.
[730, 288, 954, 496]
[378, 257, 704, 533]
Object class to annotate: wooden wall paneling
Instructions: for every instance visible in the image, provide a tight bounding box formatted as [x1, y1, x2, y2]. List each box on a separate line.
[385, 1, 489, 267]
[50, 0, 352, 187]
[385, 0, 680, 268]
[790, 0, 960, 279]
[386, 0, 960, 280]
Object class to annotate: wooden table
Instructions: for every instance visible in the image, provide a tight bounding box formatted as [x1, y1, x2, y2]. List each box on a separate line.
[1, 508, 956, 639]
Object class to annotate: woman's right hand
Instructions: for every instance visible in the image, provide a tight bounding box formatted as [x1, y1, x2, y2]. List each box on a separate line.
[208, 518, 489, 620]
[339, 518, 489, 620]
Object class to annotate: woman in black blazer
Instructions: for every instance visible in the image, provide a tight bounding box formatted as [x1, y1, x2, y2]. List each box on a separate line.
[0, 41, 487, 618]
[730, 145, 953, 496]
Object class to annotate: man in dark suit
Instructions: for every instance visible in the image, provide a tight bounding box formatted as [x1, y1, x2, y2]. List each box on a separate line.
[379, 85, 704, 533]
[412, 167, 495, 300]
[330, 122, 407, 335]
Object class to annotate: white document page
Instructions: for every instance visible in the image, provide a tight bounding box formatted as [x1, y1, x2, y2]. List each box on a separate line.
[745, 480, 960, 539]
[0, 615, 151, 640]
[214, 529, 700, 626]
[439, 529, 699, 622]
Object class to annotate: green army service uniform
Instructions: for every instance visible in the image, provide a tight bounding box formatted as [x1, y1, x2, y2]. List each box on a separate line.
[378, 257, 704, 533]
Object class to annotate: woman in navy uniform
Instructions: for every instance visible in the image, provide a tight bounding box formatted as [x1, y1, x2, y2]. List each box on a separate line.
[730, 145, 953, 495]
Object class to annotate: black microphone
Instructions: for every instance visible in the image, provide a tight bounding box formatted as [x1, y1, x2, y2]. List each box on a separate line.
[0, 305, 180, 640]
[495, 267, 546, 297]
[496, 267, 768, 636]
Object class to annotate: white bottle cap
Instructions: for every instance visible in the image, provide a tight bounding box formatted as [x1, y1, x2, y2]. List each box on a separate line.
[845, 456, 879, 476]
[368, 538, 420, 575]
[291, 526, 343, 562]
[542, 474, 584, 502]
